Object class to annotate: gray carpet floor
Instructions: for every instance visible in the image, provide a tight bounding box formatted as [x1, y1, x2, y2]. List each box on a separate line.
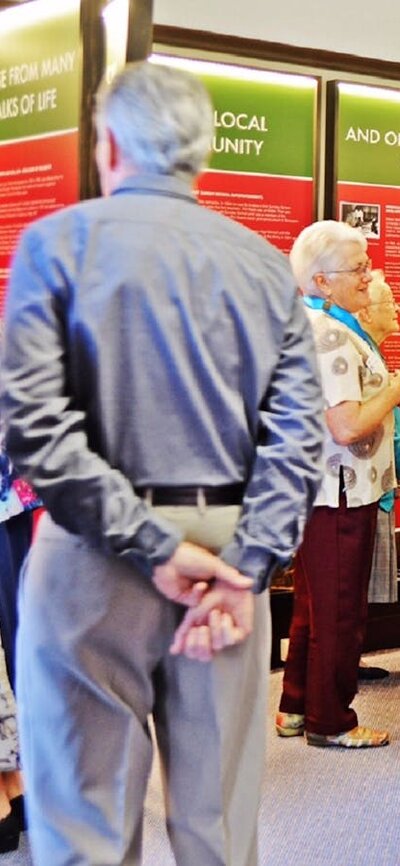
[3, 648, 400, 865]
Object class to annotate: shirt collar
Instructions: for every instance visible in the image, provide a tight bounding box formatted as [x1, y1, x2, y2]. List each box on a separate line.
[111, 173, 198, 204]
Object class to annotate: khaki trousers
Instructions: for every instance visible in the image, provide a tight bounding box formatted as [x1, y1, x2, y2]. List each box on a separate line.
[17, 508, 270, 866]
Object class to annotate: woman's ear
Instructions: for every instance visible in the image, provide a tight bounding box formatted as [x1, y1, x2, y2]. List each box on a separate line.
[313, 272, 331, 299]
[358, 306, 372, 325]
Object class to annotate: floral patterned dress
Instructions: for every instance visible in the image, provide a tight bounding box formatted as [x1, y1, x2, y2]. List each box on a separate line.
[0, 419, 41, 523]
[0, 638, 19, 771]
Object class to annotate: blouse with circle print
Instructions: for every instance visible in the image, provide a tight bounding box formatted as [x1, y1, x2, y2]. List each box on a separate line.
[307, 308, 395, 508]
[0, 419, 41, 523]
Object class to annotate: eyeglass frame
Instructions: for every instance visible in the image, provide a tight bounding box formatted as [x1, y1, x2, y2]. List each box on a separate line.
[320, 259, 372, 277]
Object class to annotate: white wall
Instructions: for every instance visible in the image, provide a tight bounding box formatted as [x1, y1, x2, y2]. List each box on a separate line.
[153, 0, 400, 65]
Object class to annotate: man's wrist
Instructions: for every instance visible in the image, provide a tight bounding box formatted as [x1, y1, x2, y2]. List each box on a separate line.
[261, 553, 292, 591]
[220, 540, 292, 594]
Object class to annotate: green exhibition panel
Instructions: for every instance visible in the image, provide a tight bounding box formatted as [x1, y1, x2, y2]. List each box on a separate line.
[330, 81, 400, 370]
[152, 55, 319, 255]
[0, 0, 130, 313]
[0, 0, 81, 312]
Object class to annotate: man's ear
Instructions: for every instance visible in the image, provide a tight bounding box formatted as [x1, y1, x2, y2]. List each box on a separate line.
[107, 128, 120, 171]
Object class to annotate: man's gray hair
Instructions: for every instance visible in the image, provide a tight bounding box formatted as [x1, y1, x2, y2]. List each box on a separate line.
[290, 219, 368, 293]
[95, 61, 214, 181]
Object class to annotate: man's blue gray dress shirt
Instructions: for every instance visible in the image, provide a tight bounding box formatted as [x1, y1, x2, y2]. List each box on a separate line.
[0, 174, 323, 591]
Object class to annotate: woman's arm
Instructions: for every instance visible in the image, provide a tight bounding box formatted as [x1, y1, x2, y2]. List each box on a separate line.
[326, 372, 400, 445]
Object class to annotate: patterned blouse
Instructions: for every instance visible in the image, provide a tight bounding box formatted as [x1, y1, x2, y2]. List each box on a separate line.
[0, 419, 41, 524]
[307, 308, 395, 508]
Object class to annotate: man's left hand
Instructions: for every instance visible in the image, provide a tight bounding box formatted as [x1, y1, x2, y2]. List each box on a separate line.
[152, 540, 252, 607]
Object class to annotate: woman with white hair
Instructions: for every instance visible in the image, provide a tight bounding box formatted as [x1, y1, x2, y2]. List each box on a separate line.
[358, 270, 400, 608]
[276, 220, 400, 747]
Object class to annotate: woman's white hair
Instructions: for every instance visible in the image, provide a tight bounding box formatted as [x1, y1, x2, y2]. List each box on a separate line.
[95, 61, 214, 181]
[367, 269, 386, 302]
[290, 219, 368, 293]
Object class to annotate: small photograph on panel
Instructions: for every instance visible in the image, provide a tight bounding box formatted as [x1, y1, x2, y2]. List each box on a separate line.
[340, 202, 380, 239]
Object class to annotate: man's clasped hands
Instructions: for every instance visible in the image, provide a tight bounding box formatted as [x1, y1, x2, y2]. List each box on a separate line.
[152, 541, 254, 662]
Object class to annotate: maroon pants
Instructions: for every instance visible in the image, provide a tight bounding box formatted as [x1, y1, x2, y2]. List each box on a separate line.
[279, 493, 378, 735]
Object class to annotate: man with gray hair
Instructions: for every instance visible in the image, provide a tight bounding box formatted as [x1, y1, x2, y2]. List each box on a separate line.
[1, 61, 323, 866]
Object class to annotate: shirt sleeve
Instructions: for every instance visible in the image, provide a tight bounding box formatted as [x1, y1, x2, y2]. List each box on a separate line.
[220, 291, 324, 591]
[0, 227, 182, 578]
[313, 319, 363, 408]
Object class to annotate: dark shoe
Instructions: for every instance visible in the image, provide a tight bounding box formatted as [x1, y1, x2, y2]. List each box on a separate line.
[0, 810, 20, 853]
[306, 725, 390, 748]
[10, 795, 27, 832]
[358, 665, 389, 680]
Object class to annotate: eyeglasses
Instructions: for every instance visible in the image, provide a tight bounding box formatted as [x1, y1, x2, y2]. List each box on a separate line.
[323, 259, 372, 277]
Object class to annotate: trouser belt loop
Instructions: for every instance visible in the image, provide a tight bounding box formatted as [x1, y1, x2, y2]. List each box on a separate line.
[197, 487, 207, 516]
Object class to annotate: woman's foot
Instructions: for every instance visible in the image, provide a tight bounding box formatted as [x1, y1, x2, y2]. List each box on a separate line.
[306, 725, 390, 748]
[0, 770, 26, 847]
[10, 795, 27, 831]
[0, 811, 19, 853]
[275, 711, 305, 737]
[358, 664, 389, 680]
[3, 770, 26, 830]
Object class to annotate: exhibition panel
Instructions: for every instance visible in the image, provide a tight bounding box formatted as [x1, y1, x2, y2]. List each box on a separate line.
[0, 0, 82, 313]
[152, 54, 319, 254]
[327, 80, 400, 370]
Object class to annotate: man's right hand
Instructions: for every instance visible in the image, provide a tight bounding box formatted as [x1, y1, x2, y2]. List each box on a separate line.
[152, 541, 254, 661]
[169, 578, 254, 661]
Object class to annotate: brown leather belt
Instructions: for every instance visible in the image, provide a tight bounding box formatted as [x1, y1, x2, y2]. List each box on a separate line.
[134, 483, 246, 507]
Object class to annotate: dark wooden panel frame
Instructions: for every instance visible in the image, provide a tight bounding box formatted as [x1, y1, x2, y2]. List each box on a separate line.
[127, 0, 153, 62]
[152, 24, 400, 83]
[324, 80, 339, 219]
[79, 0, 153, 200]
[79, 0, 106, 201]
